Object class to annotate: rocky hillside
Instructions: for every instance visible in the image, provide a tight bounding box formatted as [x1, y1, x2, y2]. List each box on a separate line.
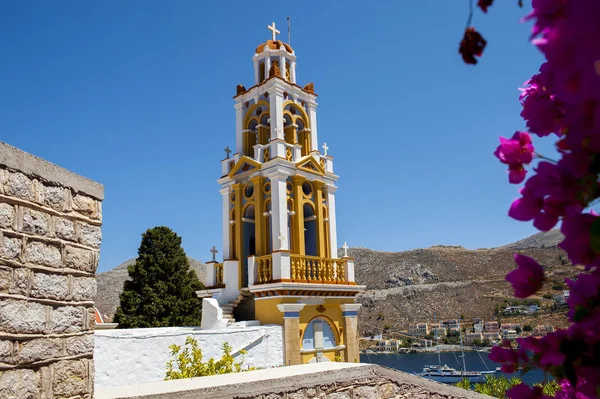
[347, 230, 577, 336]
[95, 257, 206, 320]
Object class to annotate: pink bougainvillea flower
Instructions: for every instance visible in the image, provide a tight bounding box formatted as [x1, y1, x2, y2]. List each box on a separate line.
[560, 211, 600, 269]
[565, 273, 600, 322]
[459, 27, 487, 65]
[495, 131, 535, 184]
[477, 0, 494, 13]
[489, 343, 529, 373]
[506, 254, 545, 298]
[507, 383, 547, 399]
[495, 131, 535, 165]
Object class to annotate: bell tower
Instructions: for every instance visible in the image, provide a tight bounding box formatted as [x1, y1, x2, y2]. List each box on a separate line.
[204, 22, 365, 365]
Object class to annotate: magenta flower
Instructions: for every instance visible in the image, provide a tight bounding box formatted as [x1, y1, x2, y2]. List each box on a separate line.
[507, 383, 547, 399]
[495, 131, 535, 184]
[565, 273, 600, 322]
[506, 254, 545, 298]
[560, 211, 600, 269]
[489, 343, 529, 373]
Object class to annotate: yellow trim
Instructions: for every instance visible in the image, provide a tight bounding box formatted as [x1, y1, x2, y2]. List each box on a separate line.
[295, 156, 325, 176]
[243, 100, 271, 127]
[227, 156, 262, 179]
[233, 183, 243, 288]
[282, 100, 310, 129]
[292, 175, 306, 255]
[313, 181, 328, 257]
[251, 175, 265, 256]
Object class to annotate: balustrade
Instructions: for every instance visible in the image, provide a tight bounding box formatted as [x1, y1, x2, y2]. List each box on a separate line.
[255, 254, 273, 284]
[290, 255, 347, 283]
[215, 263, 224, 286]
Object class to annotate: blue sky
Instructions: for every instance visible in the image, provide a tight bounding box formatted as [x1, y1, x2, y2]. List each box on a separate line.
[0, 1, 552, 273]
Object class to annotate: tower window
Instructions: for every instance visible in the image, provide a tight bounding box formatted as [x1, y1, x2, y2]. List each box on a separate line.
[302, 182, 312, 196]
[259, 62, 265, 82]
[244, 184, 254, 199]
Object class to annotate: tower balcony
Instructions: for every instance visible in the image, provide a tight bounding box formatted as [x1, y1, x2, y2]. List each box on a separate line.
[247, 253, 360, 296]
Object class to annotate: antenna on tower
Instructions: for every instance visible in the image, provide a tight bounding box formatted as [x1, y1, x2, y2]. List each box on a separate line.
[287, 16, 291, 45]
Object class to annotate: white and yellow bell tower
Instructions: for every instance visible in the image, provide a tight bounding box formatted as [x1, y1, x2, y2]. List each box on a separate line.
[204, 23, 365, 365]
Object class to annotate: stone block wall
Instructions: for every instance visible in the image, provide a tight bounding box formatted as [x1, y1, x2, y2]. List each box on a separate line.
[0, 142, 103, 399]
[95, 363, 489, 399]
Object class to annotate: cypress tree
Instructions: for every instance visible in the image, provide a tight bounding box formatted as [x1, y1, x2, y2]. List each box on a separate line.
[114, 226, 204, 328]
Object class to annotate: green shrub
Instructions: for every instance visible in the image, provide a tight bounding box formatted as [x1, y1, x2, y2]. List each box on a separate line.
[165, 337, 254, 380]
[455, 375, 559, 398]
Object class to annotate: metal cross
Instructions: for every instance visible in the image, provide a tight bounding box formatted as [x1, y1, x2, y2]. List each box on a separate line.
[278, 233, 287, 250]
[224, 146, 232, 159]
[342, 242, 349, 258]
[322, 143, 329, 156]
[210, 246, 219, 262]
[268, 22, 280, 42]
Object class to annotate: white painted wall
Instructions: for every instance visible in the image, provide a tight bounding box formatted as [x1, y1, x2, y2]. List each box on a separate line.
[94, 325, 284, 388]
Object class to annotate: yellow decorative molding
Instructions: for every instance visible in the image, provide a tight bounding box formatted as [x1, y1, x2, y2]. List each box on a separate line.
[227, 156, 262, 179]
[295, 156, 325, 176]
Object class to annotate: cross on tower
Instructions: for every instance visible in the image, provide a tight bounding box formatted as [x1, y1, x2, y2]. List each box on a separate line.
[342, 242, 349, 258]
[224, 146, 232, 159]
[268, 22, 280, 42]
[278, 233, 287, 250]
[322, 143, 329, 156]
[210, 246, 219, 262]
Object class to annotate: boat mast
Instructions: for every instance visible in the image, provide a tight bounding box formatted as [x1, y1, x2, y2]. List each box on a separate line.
[457, 315, 466, 375]
[434, 312, 441, 368]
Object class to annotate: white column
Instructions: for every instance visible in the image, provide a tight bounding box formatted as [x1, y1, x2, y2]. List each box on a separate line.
[265, 57, 271, 79]
[306, 100, 319, 152]
[326, 184, 338, 258]
[254, 59, 259, 85]
[268, 171, 290, 251]
[269, 87, 285, 141]
[280, 56, 287, 80]
[234, 102, 244, 154]
[291, 61, 296, 83]
[220, 187, 231, 260]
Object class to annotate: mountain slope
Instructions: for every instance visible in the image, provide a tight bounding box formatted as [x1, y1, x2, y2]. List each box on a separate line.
[347, 230, 575, 335]
[95, 257, 206, 320]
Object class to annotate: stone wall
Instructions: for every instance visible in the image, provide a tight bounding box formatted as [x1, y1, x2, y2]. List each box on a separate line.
[95, 325, 284, 387]
[95, 363, 490, 399]
[0, 141, 104, 399]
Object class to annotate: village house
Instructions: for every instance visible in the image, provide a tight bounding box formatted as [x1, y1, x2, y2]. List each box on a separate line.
[408, 322, 429, 337]
[465, 332, 483, 345]
[502, 329, 519, 340]
[442, 319, 459, 331]
[483, 332, 500, 342]
[484, 321, 499, 333]
[429, 323, 447, 337]
[501, 323, 521, 331]
[532, 325, 555, 338]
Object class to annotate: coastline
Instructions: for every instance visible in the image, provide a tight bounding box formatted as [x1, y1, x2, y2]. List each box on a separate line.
[362, 344, 490, 355]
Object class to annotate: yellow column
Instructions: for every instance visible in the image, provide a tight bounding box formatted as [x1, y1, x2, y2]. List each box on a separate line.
[277, 304, 306, 365]
[251, 176, 265, 256]
[292, 175, 305, 255]
[314, 181, 327, 257]
[340, 304, 361, 363]
[233, 183, 244, 288]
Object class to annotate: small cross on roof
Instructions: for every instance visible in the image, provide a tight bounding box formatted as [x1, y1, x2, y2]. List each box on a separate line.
[268, 22, 280, 42]
[210, 246, 219, 262]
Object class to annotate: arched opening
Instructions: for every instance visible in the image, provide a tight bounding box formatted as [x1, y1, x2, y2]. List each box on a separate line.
[242, 205, 256, 287]
[303, 203, 317, 256]
[302, 316, 338, 363]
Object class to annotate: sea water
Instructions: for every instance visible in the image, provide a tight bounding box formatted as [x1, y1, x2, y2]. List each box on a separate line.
[360, 351, 549, 386]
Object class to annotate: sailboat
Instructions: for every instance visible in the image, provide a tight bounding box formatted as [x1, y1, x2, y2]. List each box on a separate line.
[416, 315, 493, 384]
